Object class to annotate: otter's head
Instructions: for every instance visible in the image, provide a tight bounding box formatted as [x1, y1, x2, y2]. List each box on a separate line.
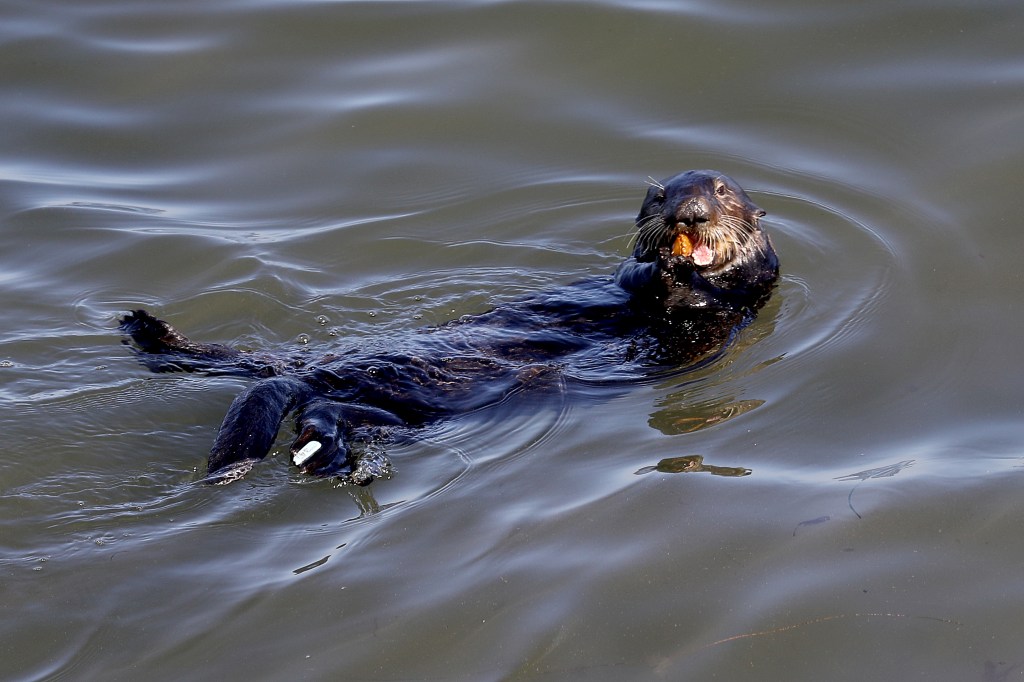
[632, 170, 769, 275]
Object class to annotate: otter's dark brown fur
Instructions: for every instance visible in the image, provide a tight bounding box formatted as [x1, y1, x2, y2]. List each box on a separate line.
[120, 170, 778, 484]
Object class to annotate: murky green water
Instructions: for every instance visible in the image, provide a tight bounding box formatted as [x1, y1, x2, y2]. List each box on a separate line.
[2, 1, 1023, 680]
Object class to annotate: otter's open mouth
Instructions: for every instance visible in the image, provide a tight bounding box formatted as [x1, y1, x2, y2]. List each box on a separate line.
[672, 232, 715, 267]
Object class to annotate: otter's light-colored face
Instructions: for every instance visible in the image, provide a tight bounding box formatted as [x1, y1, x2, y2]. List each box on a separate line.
[632, 170, 767, 271]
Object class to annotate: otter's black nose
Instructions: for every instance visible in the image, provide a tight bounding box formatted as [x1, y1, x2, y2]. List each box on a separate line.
[675, 196, 711, 226]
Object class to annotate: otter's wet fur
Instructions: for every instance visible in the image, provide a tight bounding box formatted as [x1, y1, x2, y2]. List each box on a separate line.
[120, 170, 778, 484]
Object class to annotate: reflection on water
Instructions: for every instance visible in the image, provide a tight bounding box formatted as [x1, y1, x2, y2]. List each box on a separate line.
[836, 459, 916, 520]
[292, 552, 333, 576]
[792, 514, 831, 536]
[634, 454, 751, 478]
[650, 397, 766, 435]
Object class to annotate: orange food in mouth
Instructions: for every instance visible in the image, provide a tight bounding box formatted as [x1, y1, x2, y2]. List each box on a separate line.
[671, 233, 693, 257]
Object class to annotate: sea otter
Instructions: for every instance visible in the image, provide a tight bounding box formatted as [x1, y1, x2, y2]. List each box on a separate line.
[120, 170, 778, 484]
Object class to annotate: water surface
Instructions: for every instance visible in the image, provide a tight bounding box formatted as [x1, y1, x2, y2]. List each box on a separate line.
[2, 1, 1024, 680]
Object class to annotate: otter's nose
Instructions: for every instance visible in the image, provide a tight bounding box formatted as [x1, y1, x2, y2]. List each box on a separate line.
[675, 196, 711, 226]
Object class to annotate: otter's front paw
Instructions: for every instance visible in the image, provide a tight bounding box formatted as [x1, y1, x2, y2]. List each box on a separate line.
[657, 247, 696, 284]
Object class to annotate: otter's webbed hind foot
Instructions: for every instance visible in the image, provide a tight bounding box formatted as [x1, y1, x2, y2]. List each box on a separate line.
[289, 401, 349, 477]
[120, 309, 244, 373]
[289, 401, 397, 485]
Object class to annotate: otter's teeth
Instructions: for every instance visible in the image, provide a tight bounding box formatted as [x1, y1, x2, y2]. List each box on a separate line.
[692, 244, 714, 266]
[293, 440, 322, 466]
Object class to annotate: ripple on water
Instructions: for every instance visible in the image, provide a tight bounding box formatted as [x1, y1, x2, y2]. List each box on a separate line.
[765, 190, 898, 363]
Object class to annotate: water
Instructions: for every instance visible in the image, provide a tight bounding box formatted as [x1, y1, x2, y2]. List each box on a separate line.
[2, 0, 1023, 679]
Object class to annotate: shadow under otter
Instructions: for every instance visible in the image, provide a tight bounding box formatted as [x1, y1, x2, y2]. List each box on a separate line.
[120, 170, 779, 484]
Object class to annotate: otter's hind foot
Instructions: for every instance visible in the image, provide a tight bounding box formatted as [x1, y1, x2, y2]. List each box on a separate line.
[290, 402, 349, 476]
[120, 309, 243, 372]
[120, 310, 192, 354]
[290, 426, 390, 486]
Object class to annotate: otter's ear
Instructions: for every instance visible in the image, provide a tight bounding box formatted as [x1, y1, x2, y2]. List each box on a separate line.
[638, 184, 665, 218]
[644, 183, 665, 203]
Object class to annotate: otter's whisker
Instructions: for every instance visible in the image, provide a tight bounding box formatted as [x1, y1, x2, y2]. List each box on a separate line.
[634, 214, 670, 254]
